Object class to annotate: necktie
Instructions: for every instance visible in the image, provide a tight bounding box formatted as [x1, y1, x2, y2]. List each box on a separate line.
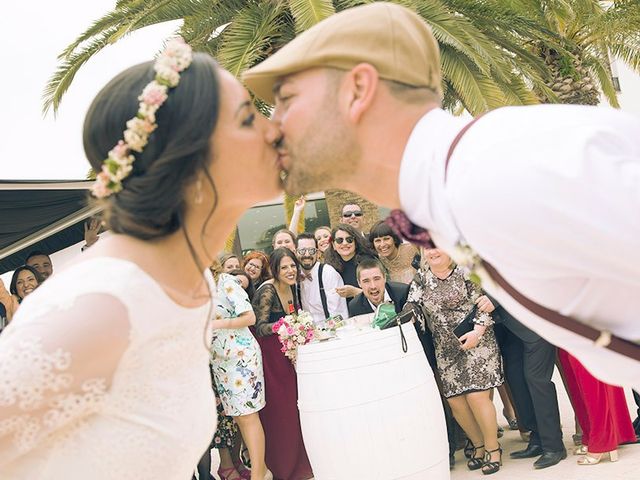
[301, 271, 313, 281]
[385, 209, 435, 249]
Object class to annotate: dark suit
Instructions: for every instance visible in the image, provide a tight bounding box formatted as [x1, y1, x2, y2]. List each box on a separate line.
[494, 305, 564, 452]
[348, 281, 409, 316]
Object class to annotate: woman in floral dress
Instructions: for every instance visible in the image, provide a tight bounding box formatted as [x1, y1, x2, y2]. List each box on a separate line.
[209, 270, 267, 480]
[407, 248, 504, 475]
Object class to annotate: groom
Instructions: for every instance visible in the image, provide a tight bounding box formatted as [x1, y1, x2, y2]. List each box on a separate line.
[242, 2, 640, 389]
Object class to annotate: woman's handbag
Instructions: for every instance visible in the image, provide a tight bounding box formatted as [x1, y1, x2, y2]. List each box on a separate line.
[453, 305, 478, 338]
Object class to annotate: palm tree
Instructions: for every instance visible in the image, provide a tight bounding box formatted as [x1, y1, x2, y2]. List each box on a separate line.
[511, 0, 640, 106]
[45, 0, 635, 238]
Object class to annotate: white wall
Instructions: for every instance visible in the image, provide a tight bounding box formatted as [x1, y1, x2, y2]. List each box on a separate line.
[612, 59, 640, 114]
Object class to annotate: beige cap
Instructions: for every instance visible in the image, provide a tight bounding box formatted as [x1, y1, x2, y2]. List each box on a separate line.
[242, 2, 442, 104]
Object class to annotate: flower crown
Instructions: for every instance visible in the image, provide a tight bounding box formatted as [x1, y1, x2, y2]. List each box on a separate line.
[91, 37, 194, 198]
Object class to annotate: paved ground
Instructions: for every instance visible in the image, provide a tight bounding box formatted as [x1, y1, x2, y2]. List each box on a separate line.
[451, 370, 639, 480]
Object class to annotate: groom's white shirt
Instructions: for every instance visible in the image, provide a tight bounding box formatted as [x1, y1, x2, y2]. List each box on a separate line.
[399, 105, 640, 389]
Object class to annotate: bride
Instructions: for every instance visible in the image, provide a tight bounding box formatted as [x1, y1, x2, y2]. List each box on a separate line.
[0, 39, 281, 479]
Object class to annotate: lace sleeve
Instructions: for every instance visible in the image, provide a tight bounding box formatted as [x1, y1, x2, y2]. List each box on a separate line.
[463, 271, 495, 327]
[251, 284, 277, 337]
[0, 293, 130, 467]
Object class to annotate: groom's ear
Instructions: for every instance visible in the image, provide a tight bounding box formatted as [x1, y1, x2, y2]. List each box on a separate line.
[343, 63, 379, 124]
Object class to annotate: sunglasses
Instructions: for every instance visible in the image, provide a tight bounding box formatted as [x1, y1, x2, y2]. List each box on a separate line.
[334, 236, 354, 245]
[296, 248, 317, 256]
[342, 211, 363, 218]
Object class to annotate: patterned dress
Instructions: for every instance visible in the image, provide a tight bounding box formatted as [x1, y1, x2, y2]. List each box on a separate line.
[210, 274, 266, 416]
[407, 266, 504, 398]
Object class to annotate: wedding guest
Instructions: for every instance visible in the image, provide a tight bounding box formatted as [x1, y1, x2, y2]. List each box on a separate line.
[368, 221, 418, 284]
[557, 350, 636, 465]
[25, 251, 53, 281]
[296, 232, 348, 323]
[271, 229, 296, 252]
[81, 217, 102, 252]
[230, 269, 256, 301]
[251, 248, 313, 480]
[220, 253, 242, 272]
[243, 251, 271, 288]
[10, 265, 44, 304]
[205, 264, 266, 480]
[407, 248, 503, 475]
[493, 304, 566, 468]
[313, 226, 332, 257]
[323, 224, 376, 300]
[341, 203, 367, 236]
[347, 257, 408, 317]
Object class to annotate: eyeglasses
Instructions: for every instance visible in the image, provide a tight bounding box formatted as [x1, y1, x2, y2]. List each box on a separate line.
[246, 262, 262, 271]
[334, 236, 354, 245]
[296, 248, 317, 255]
[342, 211, 363, 218]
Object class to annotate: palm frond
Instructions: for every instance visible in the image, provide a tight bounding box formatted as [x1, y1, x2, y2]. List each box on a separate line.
[440, 45, 507, 114]
[287, 0, 335, 32]
[587, 46, 620, 108]
[42, 31, 118, 116]
[216, 1, 287, 78]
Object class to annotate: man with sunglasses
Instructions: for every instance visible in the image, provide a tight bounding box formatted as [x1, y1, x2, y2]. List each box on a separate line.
[295, 233, 348, 324]
[341, 203, 367, 237]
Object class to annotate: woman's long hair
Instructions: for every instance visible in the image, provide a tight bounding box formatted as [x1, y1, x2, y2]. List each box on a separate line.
[323, 223, 377, 273]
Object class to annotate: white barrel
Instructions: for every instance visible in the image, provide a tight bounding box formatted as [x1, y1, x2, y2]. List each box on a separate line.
[297, 323, 449, 480]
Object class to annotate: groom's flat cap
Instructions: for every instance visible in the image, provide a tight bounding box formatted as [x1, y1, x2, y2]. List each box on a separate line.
[242, 2, 442, 104]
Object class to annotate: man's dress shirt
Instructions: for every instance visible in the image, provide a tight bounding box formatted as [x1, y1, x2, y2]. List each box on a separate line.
[398, 106, 640, 388]
[299, 262, 348, 324]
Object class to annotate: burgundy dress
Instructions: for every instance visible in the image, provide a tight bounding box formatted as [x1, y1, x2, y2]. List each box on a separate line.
[251, 283, 313, 480]
[558, 349, 636, 453]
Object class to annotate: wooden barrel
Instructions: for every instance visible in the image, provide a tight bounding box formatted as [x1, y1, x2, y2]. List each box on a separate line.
[297, 323, 449, 479]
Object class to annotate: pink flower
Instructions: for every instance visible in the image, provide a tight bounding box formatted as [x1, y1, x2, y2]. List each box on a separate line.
[139, 82, 168, 106]
[91, 172, 111, 198]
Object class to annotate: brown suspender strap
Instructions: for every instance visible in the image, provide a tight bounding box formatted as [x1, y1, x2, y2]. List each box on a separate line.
[445, 115, 640, 362]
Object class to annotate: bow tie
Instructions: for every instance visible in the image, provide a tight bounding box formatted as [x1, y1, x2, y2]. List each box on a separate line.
[301, 271, 313, 281]
[385, 209, 435, 249]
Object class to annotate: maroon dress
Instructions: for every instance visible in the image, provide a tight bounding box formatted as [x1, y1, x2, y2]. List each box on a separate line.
[558, 349, 636, 453]
[252, 283, 313, 480]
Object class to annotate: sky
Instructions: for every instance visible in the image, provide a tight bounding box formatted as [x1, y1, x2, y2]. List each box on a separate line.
[0, 1, 180, 180]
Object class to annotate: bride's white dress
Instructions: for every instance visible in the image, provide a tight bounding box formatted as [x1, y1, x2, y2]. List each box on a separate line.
[0, 257, 216, 479]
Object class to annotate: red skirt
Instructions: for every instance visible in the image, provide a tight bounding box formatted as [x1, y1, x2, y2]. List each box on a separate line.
[255, 333, 313, 480]
[558, 349, 636, 452]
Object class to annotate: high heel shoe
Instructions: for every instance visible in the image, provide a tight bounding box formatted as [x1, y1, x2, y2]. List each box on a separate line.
[467, 444, 485, 471]
[463, 438, 474, 459]
[573, 445, 588, 455]
[482, 445, 503, 475]
[577, 450, 619, 465]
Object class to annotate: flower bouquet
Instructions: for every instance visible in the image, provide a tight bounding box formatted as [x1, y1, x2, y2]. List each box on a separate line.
[272, 310, 315, 363]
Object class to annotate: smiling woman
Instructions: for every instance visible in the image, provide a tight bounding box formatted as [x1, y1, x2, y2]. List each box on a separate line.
[9, 265, 43, 303]
[369, 221, 418, 284]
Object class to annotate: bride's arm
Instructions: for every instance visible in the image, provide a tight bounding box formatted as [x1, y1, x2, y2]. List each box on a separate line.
[0, 293, 130, 467]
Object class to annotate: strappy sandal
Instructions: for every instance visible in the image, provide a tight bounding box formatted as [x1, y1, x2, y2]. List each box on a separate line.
[463, 438, 474, 459]
[467, 444, 485, 471]
[482, 445, 503, 475]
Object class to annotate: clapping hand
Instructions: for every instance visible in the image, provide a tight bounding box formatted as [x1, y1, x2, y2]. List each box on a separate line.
[475, 295, 495, 313]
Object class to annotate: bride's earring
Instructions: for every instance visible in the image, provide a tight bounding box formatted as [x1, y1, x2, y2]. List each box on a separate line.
[194, 179, 203, 204]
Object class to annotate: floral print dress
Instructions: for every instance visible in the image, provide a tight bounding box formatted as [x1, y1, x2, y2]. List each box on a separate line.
[210, 274, 266, 416]
[407, 266, 504, 398]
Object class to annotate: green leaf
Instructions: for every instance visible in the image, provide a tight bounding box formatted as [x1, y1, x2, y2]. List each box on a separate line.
[287, 0, 335, 32]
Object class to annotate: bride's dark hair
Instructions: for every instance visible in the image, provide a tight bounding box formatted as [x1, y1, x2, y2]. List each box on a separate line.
[83, 52, 220, 240]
